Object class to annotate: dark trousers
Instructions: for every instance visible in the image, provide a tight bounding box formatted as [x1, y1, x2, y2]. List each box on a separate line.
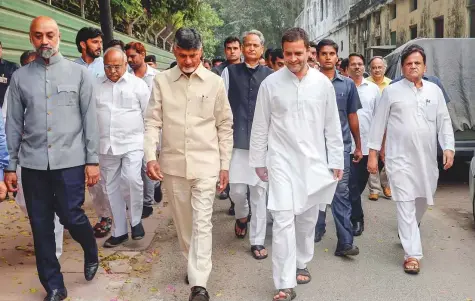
[349, 155, 384, 223]
[315, 152, 353, 248]
[349, 155, 369, 223]
[22, 165, 98, 293]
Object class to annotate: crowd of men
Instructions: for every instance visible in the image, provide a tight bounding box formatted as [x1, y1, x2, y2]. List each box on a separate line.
[0, 14, 455, 301]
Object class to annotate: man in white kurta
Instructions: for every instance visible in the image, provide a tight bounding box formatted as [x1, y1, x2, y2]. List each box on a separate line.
[96, 48, 150, 247]
[367, 44, 454, 274]
[347, 54, 380, 236]
[250, 28, 343, 300]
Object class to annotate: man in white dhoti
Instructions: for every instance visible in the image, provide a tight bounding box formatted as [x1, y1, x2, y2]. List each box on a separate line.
[249, 28, 343, 301]
[367, 44, 455, 274]
[96, 48, 150, 247]
[221, 29, 273, 259]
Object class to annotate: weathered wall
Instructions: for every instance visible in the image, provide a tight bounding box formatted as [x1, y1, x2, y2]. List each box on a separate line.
[387, 0, 468, 45]
[348, 0, 469, 59]
[295, 0, 351, 57]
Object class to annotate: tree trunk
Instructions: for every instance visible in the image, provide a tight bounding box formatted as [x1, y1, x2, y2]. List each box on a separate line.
[125, 22, 133, 36]
[98, 0, 114, 45]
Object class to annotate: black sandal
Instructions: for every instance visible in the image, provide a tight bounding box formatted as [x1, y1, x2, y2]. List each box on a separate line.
[296, 267, 311, 284]
[93, 217, 112, 238]
[189, 286, 210, 301]
[235, 218, 248, 239]
[272, 288, 296, 301]
[251, 245, 268, 260]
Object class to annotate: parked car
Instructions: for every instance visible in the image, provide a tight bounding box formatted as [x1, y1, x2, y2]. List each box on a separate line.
[470, 157, 475, 221]
[384, 38, 475, 161]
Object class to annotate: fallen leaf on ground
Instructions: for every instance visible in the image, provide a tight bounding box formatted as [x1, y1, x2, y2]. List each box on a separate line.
[216, 292, 223, 297]
[324, 248, 328, 252]
[29, 288, 38, 293]
[149, 287, 159, 292]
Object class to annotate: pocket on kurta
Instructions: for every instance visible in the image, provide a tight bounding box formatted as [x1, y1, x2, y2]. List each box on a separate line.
[57, 85, 78, 106]
[424, 102, 437, 121]
[120, 96, 135, 109]
[198, 95, 214, 119]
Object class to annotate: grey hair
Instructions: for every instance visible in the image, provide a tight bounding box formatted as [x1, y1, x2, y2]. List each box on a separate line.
[242, 30, 265, 45]
[174, 27, 202, 50]
[103, 46, 127, 63]
[369, 56, 387, 68]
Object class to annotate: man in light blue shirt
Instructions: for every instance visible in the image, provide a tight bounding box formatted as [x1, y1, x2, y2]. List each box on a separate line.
[74, 27, 105, 78]
[74, 27, 113, 238]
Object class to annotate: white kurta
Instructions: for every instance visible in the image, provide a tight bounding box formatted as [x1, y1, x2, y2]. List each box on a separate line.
[367, 79, 455, 205]
[249, 67, 344, 215]
[351, 79, 380, 155]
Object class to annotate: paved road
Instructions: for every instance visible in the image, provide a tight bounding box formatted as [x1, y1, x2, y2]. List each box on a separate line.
[119, 163, 475, 301]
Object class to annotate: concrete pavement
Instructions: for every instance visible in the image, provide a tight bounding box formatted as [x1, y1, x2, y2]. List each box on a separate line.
[118, 183, 475, 301]
[0, 173, 474, 300]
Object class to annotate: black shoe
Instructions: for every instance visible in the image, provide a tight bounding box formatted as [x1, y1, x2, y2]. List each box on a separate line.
[131, 222, 145, 240]
[142, 206, 153, 219]
[154, 186, 162, 203]
[335, 244, 360, 257]
[44, 288, 67, 301]
[185, 274, 189, 285]
[228, 200, 235, 216]
[84, 261, 99, 281]
[352, 221, 364, 236]
[218, 191, 229, 200]
[103, 234, 129, 248]
[189, 286, 210, 301]
[314, 229, 326, 243]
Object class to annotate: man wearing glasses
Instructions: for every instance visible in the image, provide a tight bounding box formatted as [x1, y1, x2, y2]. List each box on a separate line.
[96, 47, 150, 248]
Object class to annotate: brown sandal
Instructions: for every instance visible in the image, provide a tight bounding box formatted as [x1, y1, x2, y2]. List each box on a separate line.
[272, 288, 296, 301]
[403, 257, 420, 274]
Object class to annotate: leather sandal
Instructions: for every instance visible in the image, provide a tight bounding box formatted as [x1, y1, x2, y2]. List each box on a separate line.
[272, 288, 296, 301]
[235, 218, 248, 239]
[403, 257, 420, 274]
[189, 286, 209, 301]
[251, 245, 268, 260]
[296, 267, 311, 284]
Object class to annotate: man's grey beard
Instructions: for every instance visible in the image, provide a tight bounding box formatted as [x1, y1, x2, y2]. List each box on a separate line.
[37, 47, 57, 59]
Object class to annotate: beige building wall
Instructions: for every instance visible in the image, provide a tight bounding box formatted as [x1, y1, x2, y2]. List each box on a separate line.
[349, 0, 470, 58]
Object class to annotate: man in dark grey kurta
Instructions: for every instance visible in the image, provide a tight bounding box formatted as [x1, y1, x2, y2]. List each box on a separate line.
[4, 16, 100, 301]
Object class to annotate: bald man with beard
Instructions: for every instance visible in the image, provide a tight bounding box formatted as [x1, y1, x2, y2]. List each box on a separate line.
[4, 16, 100, 301]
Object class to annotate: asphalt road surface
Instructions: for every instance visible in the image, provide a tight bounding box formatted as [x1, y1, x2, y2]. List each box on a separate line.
[120, 161, 475, 301]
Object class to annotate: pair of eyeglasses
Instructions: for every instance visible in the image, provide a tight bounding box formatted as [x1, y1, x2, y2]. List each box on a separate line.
[104, 64, 123, 71]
